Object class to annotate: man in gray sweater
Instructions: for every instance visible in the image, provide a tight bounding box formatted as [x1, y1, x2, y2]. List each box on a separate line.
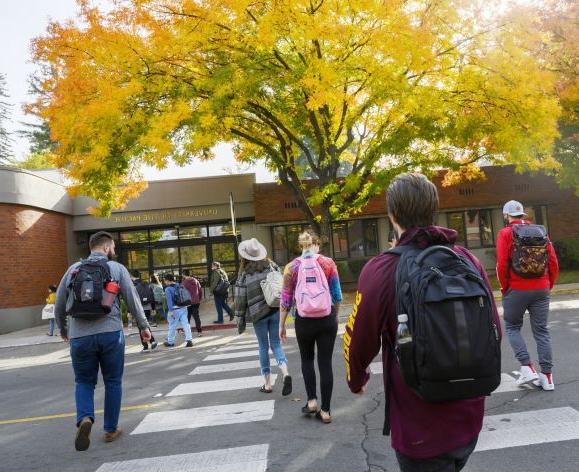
[55, 231, 151, 451]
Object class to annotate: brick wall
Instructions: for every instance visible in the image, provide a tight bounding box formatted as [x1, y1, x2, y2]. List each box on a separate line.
[254, 167, 579, 243]
[0, 204, 69, 309]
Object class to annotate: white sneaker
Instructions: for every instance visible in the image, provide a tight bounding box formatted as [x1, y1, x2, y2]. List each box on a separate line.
[516, 364, 539, 386]
[533, 372, 555, 391]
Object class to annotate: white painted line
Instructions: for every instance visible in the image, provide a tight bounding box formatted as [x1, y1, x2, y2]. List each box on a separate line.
[166, 375, 278, 397]
[216, 343, 260, 352]
[204, 350, 259, 361]
[492, 373, 533, 393]
[190, 360, 266, 375]
[475, 407, 579, 452]
[229, 339, 260, 346]
[96, 444, 269, 472]
[370, 362, 383, 375]
[131, 400, 275, 435]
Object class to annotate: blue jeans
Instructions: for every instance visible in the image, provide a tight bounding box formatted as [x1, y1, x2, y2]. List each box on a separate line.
[253, 311, 287, 375]
[70, 330, 125, 433]
[48, 318, 57, 336]
[167, 308, 193, 344]
[214, 295, 234, 323]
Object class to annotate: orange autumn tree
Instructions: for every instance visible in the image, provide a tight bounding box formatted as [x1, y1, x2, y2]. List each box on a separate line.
[31, 0, 561, 245]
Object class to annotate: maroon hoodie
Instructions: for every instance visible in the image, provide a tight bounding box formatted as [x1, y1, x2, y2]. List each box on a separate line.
[344, 226, 501, 460]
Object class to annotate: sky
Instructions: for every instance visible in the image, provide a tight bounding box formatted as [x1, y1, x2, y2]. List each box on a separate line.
[0, 0, 275, 182]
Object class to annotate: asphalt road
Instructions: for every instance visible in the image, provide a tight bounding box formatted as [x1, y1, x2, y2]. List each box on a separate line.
[0, 294, 578, 472]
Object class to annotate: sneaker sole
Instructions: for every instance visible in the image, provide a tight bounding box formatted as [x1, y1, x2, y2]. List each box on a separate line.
[75, 420, 92, 451]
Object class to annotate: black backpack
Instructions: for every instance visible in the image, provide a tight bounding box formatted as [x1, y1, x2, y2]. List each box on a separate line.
[66, 259, 113, 320]
[383, 244, 501, 434]
[172, 283, 192, 307]
[134, 279, 154, 306]
[511, 224, 549, 279]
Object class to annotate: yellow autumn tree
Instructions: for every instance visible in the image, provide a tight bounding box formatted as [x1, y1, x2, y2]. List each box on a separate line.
[30, 0, 561, 243]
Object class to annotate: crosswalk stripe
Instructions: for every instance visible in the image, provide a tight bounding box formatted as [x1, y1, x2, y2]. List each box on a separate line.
[190, 360, 264, 375]
[229, 339, 259, 346]
[204, 350, 259, 361]
[216, 343, 260, 352]
[131, 400, 275, 435]
[95, 444, 269, 472]
[166, 375, 278, 397]
[370, 362, 383, 375]
[475, 407, 579, 452]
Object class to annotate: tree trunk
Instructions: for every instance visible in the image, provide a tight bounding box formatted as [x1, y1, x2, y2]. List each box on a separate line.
[318, 207, 333, 257]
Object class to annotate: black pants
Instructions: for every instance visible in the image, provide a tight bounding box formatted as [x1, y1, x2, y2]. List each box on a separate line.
[396, 436, 478, 472]
[294, 313, 338, 412]
[187, 304, 202, 333]
[140, 310, 156, 348]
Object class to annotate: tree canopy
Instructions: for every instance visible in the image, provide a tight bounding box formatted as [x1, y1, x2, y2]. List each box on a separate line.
[31, 0, 562, 239]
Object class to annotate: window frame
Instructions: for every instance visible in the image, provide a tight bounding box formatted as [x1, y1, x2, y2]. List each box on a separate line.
[446, 208, 495, 249]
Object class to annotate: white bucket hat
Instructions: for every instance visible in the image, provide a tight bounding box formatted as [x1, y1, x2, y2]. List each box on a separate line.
[503, 200, 526, 217]
[238, 238, 267, 261]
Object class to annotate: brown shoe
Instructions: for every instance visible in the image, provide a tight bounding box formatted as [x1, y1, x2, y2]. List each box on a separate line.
[75, 417, 93, 451]
[103, 428, 122, 443]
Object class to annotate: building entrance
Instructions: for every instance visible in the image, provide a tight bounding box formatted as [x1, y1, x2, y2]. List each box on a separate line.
[113, 222, 239, 287]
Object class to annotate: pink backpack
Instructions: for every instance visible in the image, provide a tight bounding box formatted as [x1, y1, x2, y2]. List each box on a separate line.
[295, 254, 332, 318]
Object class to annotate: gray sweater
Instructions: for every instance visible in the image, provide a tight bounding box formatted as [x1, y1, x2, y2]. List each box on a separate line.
[55, 252, 149, 339]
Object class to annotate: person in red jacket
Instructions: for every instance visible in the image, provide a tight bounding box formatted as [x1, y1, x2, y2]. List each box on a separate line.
[496, 200, 559, 391]
[345, 173, 500, 471]
[182, 269, 204, 337]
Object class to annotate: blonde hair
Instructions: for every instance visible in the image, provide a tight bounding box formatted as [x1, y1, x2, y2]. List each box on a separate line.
[298, 229, 320, 250]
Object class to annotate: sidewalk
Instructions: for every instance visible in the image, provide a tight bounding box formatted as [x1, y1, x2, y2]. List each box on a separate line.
[0, 297, 235, 349]
[2, 283, 577, 350]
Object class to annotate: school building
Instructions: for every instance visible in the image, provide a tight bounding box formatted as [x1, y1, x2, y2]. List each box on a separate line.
[1, 164, 578, 333]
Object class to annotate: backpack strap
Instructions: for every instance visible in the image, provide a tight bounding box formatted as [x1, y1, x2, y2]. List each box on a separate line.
[382, 244, 420, 436]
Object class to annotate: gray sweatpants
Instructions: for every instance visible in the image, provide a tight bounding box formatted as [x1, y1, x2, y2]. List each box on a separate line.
[503, 289, 553, 373]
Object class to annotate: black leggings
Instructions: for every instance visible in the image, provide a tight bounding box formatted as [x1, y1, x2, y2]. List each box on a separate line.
[187, 304, 202, 333]
[294, 314, 338, 412]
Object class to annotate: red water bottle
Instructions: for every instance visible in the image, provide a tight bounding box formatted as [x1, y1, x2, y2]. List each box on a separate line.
[102, 281, 120, 310]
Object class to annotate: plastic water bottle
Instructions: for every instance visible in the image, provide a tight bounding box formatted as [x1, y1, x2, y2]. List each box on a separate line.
[397, 314, 412, 344]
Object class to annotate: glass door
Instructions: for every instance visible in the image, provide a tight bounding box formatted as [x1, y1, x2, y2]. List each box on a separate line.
[210, 241, 239, 285]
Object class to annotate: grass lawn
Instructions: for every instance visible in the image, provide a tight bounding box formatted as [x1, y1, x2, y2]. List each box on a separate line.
[486, 269, 579, 291]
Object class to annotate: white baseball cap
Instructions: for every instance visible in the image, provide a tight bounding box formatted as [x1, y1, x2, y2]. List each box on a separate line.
[503, 200, 526, 217]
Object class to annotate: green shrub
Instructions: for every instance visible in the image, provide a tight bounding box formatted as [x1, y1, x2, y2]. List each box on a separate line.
[336, 258, 372, 283]
[553, 238, 579, 270]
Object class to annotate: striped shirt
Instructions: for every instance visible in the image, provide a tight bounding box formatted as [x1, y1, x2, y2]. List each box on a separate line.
[280, 253, 343, 311]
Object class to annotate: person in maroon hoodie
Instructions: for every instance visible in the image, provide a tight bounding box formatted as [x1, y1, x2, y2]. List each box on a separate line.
[345, 173, 501, 472]
[182, 269, 204, 337]
[496, 200, 559, 390]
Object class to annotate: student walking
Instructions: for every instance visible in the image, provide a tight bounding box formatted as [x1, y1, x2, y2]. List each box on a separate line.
[163, 273, 193, 347]
[497, 200, 559, 390]
[45, 285, 58, 336]
[210, 261, 234, 324]
[130, 270, 158, 352]
[235, 238, 292, 396]
[150, 274, 166, 320]
[279, 230, 342, 424]
[182, 269, 203, 336]
[54, 231, 151, 451]
[345, 173, 501, 471]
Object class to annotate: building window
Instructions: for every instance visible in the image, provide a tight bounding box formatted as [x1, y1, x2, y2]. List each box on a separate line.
[446, 209, 494, 248]
[149, 227, 178, 242]
[120, 230, 148, 244]
[179, 225, 208, 239]
[331, 219, 380, 260]
[271, 224, 308, 266]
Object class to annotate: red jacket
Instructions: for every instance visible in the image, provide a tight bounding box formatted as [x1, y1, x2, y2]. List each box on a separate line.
[345, 226, 501, 460]
[182, 277, 203, 304]
[495, 219, 559, 293]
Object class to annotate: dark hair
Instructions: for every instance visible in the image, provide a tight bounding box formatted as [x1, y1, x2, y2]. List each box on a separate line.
[151, 274, 161, 284]
[386, 173, 438, 229]
[130, 269, 140, 279]
[89, 231, 114, 251]
[48, 285, 57, 292]
[163, 273, 175, 282]
[239, 257, 270, 275]
[182, 269, 191, 276]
